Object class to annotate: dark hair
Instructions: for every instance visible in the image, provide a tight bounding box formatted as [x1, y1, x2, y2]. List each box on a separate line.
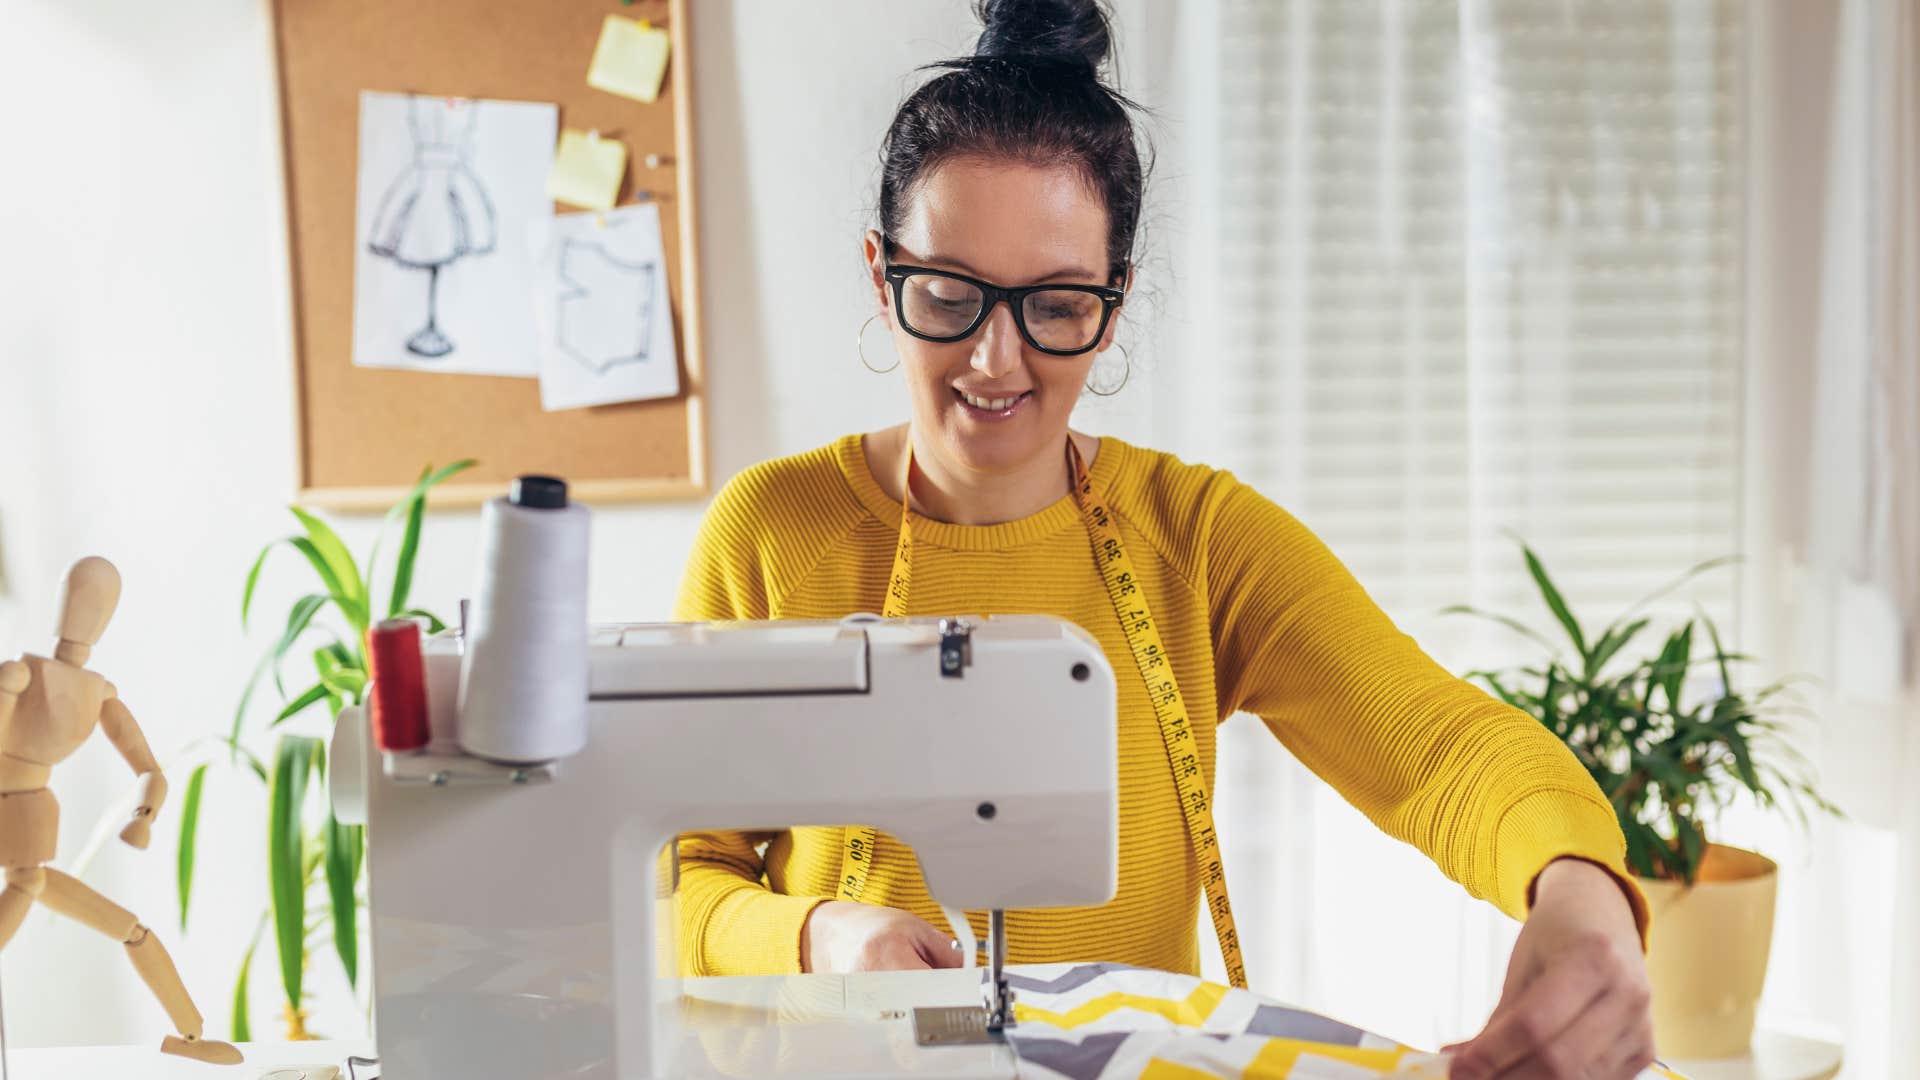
[877, 0, 1147, 284]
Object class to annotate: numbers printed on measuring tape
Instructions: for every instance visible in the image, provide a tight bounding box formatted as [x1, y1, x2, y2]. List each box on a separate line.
[1066, 438, 1248, 990]
[835, 438, 1250, 990]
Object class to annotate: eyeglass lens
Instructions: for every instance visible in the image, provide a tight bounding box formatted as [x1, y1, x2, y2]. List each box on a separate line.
[898, 273, 1105, 352]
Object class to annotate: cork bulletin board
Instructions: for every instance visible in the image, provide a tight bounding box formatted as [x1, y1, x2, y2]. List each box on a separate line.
[270, 0, 707, 510]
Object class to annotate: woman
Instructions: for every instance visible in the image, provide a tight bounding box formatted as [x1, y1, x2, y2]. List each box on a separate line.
[674, 2, 1656, 1076]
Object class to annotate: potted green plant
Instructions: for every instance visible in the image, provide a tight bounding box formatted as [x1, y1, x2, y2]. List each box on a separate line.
[1445, 544, 1836, 1059]
[174, 461, 472, 1040]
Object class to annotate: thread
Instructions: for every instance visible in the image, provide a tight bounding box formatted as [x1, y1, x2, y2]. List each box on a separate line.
[941, 905, 977, 970]
[367, 619, 429, 752]
[458, 478, 591, 764]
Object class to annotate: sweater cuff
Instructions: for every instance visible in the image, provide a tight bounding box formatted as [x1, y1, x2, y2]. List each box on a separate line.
[1493, 788, 1652, 950]
[702, 887, 832, 976]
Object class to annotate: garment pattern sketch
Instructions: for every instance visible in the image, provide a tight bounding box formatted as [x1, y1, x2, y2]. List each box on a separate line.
[555, 239, 659, 374]
[366, 97, 499, 358]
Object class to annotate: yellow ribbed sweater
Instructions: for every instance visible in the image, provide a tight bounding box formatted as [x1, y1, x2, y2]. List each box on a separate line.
[671, 433, 1645, 978]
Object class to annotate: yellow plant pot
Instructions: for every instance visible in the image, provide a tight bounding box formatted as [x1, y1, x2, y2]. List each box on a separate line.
[1638, 843, 1778, 1059]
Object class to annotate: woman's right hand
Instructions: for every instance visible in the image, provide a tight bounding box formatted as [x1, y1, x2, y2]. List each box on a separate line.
[800, 900, 966, 973]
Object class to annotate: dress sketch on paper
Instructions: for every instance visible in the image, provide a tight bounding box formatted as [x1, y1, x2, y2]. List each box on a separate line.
[555, 240, 659, 375]
[365, 98, 498, 358]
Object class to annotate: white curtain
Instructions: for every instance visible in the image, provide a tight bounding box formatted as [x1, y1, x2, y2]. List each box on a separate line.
[1159, 0, 1750, 1050]
[1736, 1, 1920, 1075]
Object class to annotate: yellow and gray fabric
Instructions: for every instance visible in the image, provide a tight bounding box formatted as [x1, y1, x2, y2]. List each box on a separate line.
[1001, 963, 1687, 1080]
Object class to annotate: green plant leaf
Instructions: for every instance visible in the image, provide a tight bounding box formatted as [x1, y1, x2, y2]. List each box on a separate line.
[1673, 813, 1706, 882]
[241, 539, 290, 630]
[385, 461, 474, 619]
[367, 460, 476, 613]
[1619, 816, 1659, 879]
[1439, 604, 1559, 654]
[319, 666, 367, 700]
[397, 608, 449, 634]
[230, 650, 276, 752]
[1613, 555, 1741, 627]
[289, 531, 369, 641]
[1585, 617, 1650, 680]
[269, 735, 321, 1013]
[287, 535, 350, 611]
[231, 911, 267, 1043]
[1656, 623, 1695, 710]
[421, 457, 479, 490]
[1726, 732, 1764, 793]
[176, 764, 208, 931]
[290, 506, 366, 609]
[272, 682, 330, 727]
[387, 492, 428, 620]
[1522, 544, 1586, 656]
[1697, 603, 1737, 696]
[323, 815, 362, 989]
[271, 594, 331, 699]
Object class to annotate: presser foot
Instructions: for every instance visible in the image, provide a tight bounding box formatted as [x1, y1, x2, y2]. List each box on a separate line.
[914, 907, 1016, 1047]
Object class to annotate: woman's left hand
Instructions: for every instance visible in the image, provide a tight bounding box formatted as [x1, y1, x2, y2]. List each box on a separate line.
[1447, 857, 1655, 1080]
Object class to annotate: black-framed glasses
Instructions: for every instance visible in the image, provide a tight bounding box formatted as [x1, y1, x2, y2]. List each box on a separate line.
[884, 264, 1125, 356]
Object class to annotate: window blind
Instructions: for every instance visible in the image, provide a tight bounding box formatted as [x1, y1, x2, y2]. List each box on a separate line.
[1206, 0, 1745, 660]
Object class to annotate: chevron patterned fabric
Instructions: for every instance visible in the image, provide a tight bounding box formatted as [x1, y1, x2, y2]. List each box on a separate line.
[1000, 964, 1688, 1080]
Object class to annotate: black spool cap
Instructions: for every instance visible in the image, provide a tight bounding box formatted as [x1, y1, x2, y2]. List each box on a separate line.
[510, 475, 569, 509]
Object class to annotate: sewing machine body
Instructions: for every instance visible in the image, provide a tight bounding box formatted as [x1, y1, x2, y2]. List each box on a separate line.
[335, 615, 1118, 1079]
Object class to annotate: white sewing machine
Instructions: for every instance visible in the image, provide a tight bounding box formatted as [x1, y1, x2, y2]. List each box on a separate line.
[330, 609, 1119, 1079]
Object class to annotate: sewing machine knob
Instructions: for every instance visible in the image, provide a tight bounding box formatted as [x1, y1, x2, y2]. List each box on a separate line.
[938, 617, 973, 677]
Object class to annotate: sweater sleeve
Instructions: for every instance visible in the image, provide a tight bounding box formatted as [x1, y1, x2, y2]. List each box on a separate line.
[1204, 478, 1649, 938]
[669, 475, 832, 976]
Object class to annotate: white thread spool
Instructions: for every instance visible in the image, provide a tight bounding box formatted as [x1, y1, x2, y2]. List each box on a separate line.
[458, 475, 591, 764]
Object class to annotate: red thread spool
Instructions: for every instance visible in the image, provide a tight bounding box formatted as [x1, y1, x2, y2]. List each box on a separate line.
[368, 618, 429, 752]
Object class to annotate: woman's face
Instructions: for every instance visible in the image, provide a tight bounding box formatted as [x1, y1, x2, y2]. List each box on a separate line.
[865, 157, 1122, 478]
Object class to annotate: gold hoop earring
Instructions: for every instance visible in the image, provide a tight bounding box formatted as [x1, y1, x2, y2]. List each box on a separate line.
[1085, 343, 1130, 397]
[858, 313, 899, 374]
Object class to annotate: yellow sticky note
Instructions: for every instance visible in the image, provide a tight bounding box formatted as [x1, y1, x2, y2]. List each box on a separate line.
[547, 129, 628, 211]
[586, 15, 671, 104]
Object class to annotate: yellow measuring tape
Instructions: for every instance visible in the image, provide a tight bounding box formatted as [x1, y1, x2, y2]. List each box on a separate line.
[836, 435, 1247, 989]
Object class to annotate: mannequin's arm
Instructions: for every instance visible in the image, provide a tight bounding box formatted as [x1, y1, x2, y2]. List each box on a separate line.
[100, 684, 165, 849]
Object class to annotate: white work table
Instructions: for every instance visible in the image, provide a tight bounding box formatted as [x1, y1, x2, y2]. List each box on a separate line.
[4, 969, 1023, 1079]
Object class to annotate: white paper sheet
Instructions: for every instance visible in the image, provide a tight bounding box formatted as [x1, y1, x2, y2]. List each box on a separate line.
[526, 204, 681, 411]
[352, 91, 557, 377]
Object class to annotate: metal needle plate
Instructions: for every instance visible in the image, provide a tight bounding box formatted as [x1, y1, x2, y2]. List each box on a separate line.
[911, 1005, 1001, 1046]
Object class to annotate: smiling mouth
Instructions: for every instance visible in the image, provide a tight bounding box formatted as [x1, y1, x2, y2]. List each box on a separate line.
[954, 388, 1032, 412]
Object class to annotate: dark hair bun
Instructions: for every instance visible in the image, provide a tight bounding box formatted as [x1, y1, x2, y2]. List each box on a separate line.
[973, 0, 1114, 77]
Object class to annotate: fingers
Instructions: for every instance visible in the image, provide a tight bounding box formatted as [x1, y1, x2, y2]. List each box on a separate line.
[907, 917, 967, 969]
[1483, 987, 1648, 1080]
[1450, 943, 1611, 1080]
[913, 936, 963, 969]
[863, 937, 933, 971]
[1593, 1002, 1658, 1079]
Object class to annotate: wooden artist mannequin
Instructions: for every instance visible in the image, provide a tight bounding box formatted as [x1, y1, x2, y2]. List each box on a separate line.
[0, 556, 241, 1065]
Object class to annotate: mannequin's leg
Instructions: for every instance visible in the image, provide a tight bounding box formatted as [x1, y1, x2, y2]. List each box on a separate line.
[37, 870, 242, 1064]
[0, 869, 44, 952]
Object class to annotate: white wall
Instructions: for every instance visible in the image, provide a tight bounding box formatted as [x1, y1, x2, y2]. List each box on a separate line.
[0, 0, 1168, 1048]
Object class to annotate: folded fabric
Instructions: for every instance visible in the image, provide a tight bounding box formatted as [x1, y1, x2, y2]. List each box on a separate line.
[1002, 963, 1687, 1080]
